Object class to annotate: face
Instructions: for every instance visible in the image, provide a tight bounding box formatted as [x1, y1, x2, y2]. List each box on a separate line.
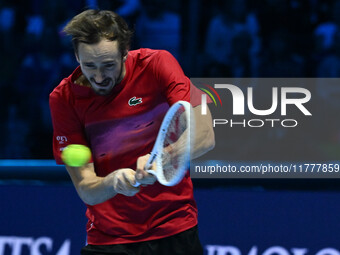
[76, 39, 127, 96]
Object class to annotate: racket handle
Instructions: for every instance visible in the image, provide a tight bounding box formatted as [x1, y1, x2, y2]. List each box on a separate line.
[132, 181, 141, 187]
[145, 152, 156, 170]
[133, 169, 155, 187]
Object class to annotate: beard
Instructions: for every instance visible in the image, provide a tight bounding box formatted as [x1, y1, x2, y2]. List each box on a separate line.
[84, 61, 125, 96]
[90, 78, 115, 96]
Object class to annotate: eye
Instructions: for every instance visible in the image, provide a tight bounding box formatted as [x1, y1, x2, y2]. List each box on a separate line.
[84, 63, 95, 69]
[105, 63, 115, 68]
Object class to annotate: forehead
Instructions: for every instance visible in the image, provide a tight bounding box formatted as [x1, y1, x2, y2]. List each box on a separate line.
[77, 39, 121, 61]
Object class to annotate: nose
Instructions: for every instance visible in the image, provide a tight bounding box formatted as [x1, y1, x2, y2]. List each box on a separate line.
[93, 70, 105, 83]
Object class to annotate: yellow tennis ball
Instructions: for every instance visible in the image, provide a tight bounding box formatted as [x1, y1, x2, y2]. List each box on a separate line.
[61, 144, 91, 167]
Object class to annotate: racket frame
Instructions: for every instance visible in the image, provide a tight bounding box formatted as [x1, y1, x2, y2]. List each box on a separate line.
[135, 100, 193, 187]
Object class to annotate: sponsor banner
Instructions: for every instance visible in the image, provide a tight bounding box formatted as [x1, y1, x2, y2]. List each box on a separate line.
[191, 78, 340, 178]
[205, 245, 340, 255]
[0, 183, 339, 254]
[194, 188, 340, 255]
[0, 237, 70, 255]
[0, 184, 86, 255]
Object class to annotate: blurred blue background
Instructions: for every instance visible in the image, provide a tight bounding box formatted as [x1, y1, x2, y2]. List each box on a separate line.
[1, 1, 340, 254]
[2, 0, 340, 159]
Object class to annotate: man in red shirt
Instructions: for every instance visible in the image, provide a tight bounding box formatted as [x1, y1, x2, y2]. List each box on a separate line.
[49, 9, 214, 255]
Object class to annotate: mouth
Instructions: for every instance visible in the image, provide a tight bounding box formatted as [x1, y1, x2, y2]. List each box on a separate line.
[92, 78, 112, 88]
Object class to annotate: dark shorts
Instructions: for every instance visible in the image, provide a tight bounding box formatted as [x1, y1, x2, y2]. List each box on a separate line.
[80, 225, 203, 255]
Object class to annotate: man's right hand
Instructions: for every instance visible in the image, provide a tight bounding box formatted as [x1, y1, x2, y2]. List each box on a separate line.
[112, 168, 140, 196]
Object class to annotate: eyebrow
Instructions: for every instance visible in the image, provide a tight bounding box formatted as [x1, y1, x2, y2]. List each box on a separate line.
[102, 61, 116, 64]
[82, 61, 117, 67]
[83, 60, 117, 64]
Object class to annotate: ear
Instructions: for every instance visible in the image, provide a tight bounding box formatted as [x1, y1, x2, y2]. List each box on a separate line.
[122, 51, 128, 62]
[75, 53, 80, 63]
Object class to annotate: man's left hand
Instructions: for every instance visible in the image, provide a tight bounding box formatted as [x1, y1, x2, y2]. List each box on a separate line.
[135, 154, 157, 186]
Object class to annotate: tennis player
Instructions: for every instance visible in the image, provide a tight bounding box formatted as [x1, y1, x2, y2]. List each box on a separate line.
[49, 9, 215, 255]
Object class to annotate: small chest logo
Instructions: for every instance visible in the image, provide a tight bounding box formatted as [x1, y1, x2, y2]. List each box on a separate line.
[128, 96, 142, 106]
[56, 136, 68, 144]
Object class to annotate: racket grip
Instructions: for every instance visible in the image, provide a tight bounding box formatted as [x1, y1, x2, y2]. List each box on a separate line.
[132, 181, 141, 187]
[145, 152, 156, 170]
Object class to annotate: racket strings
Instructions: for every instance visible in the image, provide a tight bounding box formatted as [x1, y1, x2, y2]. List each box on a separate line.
[161, 106, 189, 182]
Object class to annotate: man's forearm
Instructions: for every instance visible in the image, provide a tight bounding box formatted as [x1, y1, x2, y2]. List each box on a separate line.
[66, 164, 118, 205]
[191, 105, 215, 159]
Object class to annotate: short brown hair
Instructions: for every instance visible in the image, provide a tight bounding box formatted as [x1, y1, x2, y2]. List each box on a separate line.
[63, 9, 133, 57]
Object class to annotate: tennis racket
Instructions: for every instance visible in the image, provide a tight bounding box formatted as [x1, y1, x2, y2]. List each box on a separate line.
[134, 101, 194, 187]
